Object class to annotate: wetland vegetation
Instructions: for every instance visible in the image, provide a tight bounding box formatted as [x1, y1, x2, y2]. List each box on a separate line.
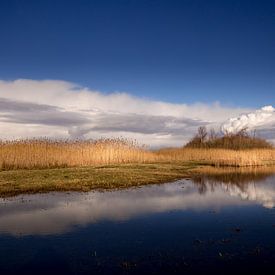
[0, 129, 274, 196]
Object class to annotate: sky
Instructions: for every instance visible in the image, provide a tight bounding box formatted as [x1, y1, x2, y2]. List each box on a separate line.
[0, 0, 274, 146]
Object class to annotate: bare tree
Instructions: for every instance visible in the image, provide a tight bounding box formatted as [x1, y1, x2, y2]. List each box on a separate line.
[236, 127, 249, 137]
[209, 128, 217, 141]
[196, 126, 208, 143]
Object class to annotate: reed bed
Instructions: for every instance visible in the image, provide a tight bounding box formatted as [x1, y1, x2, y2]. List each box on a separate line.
[0, 138, 275, 170]
[0, 138, 157, 170]
[156, 148, 275, 167]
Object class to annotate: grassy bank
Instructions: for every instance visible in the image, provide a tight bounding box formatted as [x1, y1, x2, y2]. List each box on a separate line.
[0, 162, 197, 197]
[1, 162, 275, 198]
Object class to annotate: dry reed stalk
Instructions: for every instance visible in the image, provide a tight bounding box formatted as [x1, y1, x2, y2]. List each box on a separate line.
[156, 148, 275, 166]
[0, 139, 274, 170]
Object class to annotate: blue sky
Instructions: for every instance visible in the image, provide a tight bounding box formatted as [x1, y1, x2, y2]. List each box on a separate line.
[0, 0, 274, 107]
[0, 0, 274, 145]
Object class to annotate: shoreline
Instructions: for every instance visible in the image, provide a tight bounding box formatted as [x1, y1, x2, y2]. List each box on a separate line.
[1, 162, 275, 198]
[0, 162, 197, 197]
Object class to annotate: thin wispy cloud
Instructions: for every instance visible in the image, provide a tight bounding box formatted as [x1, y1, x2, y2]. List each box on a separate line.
[0, 79, 273, 146]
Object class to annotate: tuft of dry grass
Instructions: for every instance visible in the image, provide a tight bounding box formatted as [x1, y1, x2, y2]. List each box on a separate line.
[0, 138, 275, 170]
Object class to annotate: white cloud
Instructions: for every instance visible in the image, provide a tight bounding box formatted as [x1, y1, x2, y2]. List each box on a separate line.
[0, 79, 273, 146]
[221, 105, 275, 134]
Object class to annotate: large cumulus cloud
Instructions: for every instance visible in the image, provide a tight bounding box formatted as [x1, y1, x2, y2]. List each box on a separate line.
[0, 79, 273, 146]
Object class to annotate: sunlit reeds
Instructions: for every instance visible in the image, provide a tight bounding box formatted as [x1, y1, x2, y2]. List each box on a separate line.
[156, 148, 275, 167]
[0, 138, 156, 170]
[0, 138, 274, 170]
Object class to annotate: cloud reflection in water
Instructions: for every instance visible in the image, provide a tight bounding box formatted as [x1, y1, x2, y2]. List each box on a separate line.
[0, 172, 274, 236]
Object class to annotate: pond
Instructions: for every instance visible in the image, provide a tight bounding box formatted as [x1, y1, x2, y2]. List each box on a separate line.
[1, 167, 275, 274]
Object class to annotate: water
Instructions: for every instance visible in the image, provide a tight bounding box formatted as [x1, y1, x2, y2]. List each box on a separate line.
[1, 169, 275, 274]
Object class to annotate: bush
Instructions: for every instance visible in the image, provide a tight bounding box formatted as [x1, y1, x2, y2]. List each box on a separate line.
[185, 127, 273, 150]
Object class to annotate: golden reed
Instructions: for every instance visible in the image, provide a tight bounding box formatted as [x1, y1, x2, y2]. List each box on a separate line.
[155, 147, 275, 167]
[0, 138, 274, 170]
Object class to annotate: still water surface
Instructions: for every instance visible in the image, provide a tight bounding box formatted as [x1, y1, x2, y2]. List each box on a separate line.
[1, 168, 275, 274]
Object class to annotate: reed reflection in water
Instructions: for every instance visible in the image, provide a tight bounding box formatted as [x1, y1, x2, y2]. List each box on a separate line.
[0, 166, 274, 236]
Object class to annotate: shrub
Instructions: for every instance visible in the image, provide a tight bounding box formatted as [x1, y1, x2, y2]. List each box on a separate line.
[185, 127, 273, 150]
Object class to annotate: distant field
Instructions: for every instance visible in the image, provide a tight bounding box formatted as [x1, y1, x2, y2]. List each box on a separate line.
[0, 139, 275, 170]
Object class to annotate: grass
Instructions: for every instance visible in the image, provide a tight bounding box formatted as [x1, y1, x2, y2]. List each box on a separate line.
[0, 162, 198, 197]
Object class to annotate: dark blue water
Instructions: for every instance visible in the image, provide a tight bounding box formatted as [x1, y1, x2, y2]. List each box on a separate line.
[1, 170, 275, 274]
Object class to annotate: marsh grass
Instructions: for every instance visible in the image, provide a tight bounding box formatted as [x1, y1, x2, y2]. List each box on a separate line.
[0, 163, 195, 197]
[0, 138, 156, 170]
[156, 148, 275, 167]
[0, 138, 275, 170]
